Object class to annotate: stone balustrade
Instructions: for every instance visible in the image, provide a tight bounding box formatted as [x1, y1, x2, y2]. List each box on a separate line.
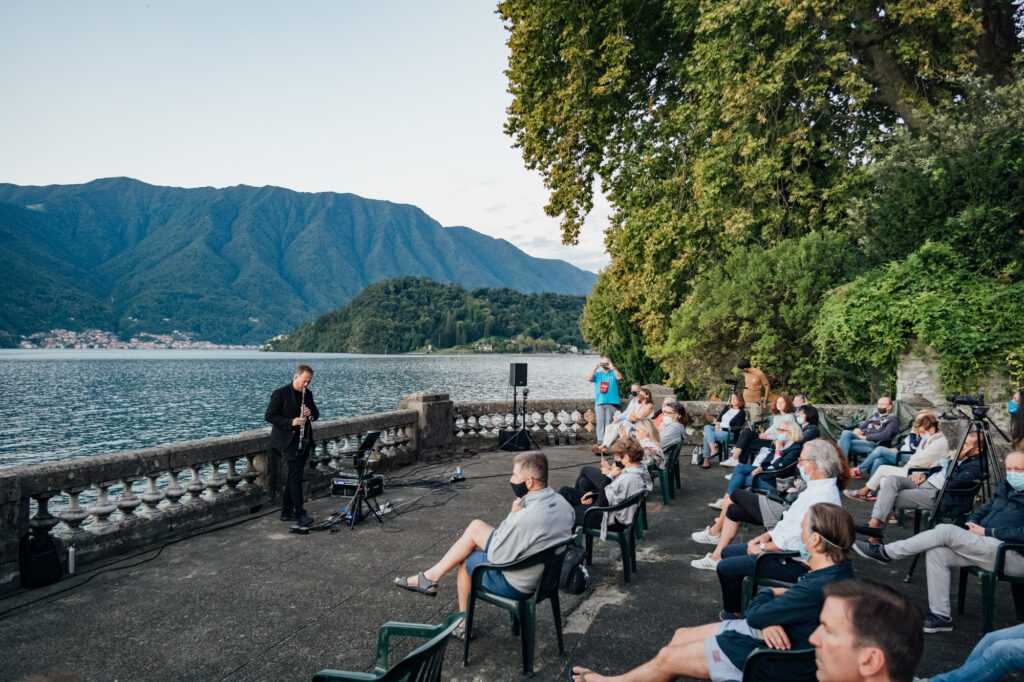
[453, 399, 596, 447]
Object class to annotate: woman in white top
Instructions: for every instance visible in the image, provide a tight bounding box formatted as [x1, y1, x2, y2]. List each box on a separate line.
[846, 411, 948, 501]
[701, 393, 747, 469]
[722, 394, 797, 467]
[634, 418, 665, 470]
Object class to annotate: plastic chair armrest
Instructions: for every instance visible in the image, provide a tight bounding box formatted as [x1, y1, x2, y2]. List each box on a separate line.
[995, 541, 1024, 579]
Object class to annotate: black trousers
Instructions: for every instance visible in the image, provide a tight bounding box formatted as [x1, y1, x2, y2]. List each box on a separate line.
[733, 429, 774, 464]
[725, 488, 764, 525]
[278, 440, 308, 516]
[558, 484, 626, 531]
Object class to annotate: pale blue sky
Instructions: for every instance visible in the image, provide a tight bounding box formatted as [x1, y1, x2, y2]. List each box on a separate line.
[0, 1, 609, 272]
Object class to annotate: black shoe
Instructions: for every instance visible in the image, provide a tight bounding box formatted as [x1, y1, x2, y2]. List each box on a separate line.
[923, 612, 953, 633]
[854, 540, 891, 564]
[296, 513, 314, 527]
[280, 512, 297, 522]
[855, 524, 884, 539]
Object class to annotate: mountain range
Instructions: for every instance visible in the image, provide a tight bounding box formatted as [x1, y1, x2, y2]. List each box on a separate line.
[0, 178, 597, 345]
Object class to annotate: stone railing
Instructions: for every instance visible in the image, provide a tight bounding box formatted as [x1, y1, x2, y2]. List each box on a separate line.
[0, 406, 419, 596]
[453, 398, 596, 448]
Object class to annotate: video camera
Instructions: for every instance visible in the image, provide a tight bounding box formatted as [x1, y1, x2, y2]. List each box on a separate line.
[947, 393, 985, 406]
[724, 378, 739, 393]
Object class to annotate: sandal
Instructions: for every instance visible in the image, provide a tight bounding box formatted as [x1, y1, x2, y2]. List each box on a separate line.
[568, 665, 593, 681]
[450, 624, 472, 641]
[394, 571, 438, 597]
[844, 490, 871, 502]
[701, 458, 711, 469]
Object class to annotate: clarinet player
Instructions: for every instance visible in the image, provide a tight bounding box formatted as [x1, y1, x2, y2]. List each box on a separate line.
[265, 364, 319, 526]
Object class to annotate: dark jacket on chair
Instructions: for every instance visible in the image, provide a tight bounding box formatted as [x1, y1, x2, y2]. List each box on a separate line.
[968, 481, 1024, 543]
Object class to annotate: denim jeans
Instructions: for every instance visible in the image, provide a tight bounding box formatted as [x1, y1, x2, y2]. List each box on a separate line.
[703, 425, 732, 458]
[725, 465, 774, 496]
[838, 429, 880, 459]
[858, 446, 898, 475]
[930, 622, 1024, 682]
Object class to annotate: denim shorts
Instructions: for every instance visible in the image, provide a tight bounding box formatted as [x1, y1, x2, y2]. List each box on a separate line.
[465, 532, 532, 599]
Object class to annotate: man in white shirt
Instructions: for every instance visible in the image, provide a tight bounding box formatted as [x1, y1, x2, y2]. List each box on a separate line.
[715, 439, 842, 618]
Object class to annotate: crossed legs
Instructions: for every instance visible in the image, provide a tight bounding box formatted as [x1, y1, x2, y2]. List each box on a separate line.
[397, 518, 495, 614]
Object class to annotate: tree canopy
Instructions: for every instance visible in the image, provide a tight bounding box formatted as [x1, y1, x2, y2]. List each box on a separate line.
[501, 0, 1023, 400]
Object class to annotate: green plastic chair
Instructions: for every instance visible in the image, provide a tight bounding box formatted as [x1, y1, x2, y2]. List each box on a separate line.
[742, 646, 817, 682]
[650, 442, 682, 505]
[667, 441, 683, 492]
[463, 541, 569, 678]
[580, 491, 645, 585]
[957, 540, 1024, 633]
[312, 612, 464, 681]
[740, 550, 800, 613]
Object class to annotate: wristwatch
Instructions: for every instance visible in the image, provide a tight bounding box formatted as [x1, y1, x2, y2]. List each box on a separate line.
[760, 542, 767, 552]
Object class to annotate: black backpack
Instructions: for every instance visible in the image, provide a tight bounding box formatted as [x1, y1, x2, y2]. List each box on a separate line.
[559, 541, 589, 594]
[19, 530, 62, 588]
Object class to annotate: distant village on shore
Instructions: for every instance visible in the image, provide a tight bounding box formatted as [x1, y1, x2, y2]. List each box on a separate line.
[18, 328, 256, 350]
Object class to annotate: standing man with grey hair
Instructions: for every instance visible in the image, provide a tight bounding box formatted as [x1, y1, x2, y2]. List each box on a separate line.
[714, 439, 843, 618]
[589, 357, 623, 442]
[265, 364, 319, 526]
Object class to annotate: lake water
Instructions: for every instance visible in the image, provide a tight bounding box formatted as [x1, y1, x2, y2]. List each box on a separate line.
[0, 350, 597, 470]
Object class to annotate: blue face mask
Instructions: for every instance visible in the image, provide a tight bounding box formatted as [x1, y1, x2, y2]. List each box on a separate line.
[797, 534, 812, 562]
[798, 464, 810, 482]
[796, 415, 806, 425]
[1007, 472, 1024, 491]
[779, 433, 789, 443]
[1009, 400, 1019, 415]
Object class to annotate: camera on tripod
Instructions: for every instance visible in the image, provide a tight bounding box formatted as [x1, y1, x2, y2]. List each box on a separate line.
[724, 378, 739, 393]
[947, 393, 984, 406]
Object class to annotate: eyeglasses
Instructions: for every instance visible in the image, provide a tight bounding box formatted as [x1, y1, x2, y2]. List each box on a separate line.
[797, 457, 809, 464]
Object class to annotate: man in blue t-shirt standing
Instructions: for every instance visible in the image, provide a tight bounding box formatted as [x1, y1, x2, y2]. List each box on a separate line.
[589, 357, 622, 442]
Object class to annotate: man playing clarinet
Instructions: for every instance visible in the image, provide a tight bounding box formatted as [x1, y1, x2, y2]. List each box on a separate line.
[265, 364, 319, 526]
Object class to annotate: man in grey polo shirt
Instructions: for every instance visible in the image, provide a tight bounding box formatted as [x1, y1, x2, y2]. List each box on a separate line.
[394, 451, 575, 637]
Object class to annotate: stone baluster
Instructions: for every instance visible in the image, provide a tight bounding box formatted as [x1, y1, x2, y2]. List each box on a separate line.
[240, 454, 260, 489]
[30, 492, 60, 534]
[117, 478, 142, 522]
[88, 481, 118, 534]
[138, 474, 165, 518]
[164, 469, 187, 507]
[204, 461, 226, 500]
[315, 441, 331, 473]
[185, 464, 206, 507]
[327, 438, 343, 470]
[224, 459, 243, 494]
[57, 486, 90, 539]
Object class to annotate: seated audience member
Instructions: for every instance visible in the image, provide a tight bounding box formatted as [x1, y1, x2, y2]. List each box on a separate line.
[850, 413, 925, 479]
[633, 417, 665, 470]
[701, 393, 747, 469]
[793, 393, 809, 409]
[652, 396, 673, 426]
[811, 579, 924, 682]
[691, 438, 836, 572]
[846, 412, 948, 502]
[571, 503, 855, 682]
[1010, 387, 1023, 451]
[838, 396, 900, 460]
[594, 385, 653, 454]
[712, 442, 842, 612]
[926, 622, 1024, 682]
[859, 432, 981, 535]
[722, 394, 797, 467]
[559, 437, 651, 536]
[656, 400, 687, 449]
[797, 403, 821, 440]
[854, 451, 1024, 633]
[394, 452, 574, 638]
[708, 420, 804, 511]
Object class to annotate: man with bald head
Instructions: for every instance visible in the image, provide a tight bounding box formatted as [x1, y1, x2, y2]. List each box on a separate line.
[855, 450, 1024, 633]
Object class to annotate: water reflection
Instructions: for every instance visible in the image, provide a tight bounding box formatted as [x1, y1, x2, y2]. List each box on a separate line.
[0, 350, 596, 469]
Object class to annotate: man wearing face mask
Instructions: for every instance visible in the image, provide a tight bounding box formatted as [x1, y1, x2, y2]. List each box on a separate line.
[713, 439, 843, 619]
[837, 396, 900, 462]
[393, 451, 574, 638]
[855, 450, 1024, 633]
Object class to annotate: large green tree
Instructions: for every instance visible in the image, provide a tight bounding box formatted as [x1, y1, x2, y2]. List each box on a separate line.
[501, 0, 1021, 397]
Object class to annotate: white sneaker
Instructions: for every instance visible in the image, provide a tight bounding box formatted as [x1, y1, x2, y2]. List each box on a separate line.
[720, 458, 739, 467]
[708, 498, 726, 511]
[691, 553, 719, 570]
[724, 475, 733, 480]
[691, 527, 721, 545]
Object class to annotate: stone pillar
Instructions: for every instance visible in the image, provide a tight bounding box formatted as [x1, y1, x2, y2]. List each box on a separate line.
[896, 341, 943, 407]
[401, 392, 455, 462]
[0, 472, 23, 594]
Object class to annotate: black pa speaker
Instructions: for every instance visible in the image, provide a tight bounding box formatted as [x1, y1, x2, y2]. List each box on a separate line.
[498, 428, 532, 451]
[509, 362, 528, 387]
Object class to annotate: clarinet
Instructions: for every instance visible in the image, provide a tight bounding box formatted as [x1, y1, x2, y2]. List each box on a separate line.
[297, 387, 309, 453]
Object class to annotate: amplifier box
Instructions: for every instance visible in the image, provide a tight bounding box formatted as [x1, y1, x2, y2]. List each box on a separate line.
[331, 474, 384, 498]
